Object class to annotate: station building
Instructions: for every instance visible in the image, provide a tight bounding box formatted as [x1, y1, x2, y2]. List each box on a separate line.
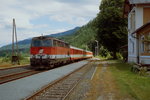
[124, 0, 150, 65]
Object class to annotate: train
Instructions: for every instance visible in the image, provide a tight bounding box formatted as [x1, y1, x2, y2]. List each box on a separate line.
[30, 36, 93, 69]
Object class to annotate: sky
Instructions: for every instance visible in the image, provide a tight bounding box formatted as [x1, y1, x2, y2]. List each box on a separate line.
[0, 0, 101, 47]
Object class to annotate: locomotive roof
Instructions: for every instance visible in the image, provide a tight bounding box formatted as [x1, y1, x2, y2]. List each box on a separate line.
[32, 36, 68, 44]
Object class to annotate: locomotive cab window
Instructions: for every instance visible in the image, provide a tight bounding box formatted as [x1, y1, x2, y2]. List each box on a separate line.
[42, 39, 52, 47]
[31, 39, 52, 47]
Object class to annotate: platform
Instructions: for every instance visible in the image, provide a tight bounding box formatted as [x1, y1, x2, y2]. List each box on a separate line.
[0, 60, 88, 100]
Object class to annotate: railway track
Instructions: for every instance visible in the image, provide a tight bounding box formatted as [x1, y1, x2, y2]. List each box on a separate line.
[0, 60, 90, 85]
[0, 69, 40, 84]
[0, 64, 30, 71]
[25, 61, 94, 100]
[0, 65, 31, 76]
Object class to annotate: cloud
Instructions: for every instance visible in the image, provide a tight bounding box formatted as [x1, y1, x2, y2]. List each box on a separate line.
[0, 0, 101, 47]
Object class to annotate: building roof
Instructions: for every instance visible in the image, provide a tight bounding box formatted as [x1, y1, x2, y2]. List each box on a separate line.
[123, 0, 150, 17]
[129, 0, 150, 4]
[132, 21, 150, 34]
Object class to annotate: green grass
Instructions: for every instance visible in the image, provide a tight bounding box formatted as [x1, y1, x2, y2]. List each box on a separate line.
[0, 57, 11, 64]
[110, 61, 150, 100]
[19, 57, 30, 65]
[0, 56, 30, 66]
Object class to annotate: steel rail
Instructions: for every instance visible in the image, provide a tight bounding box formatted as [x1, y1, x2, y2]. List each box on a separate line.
[0, 70, 40, 84]
[25, 61, 93, 100]
[0, 65, 30, 71]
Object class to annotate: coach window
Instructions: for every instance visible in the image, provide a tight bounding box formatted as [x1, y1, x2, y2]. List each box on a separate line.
[66, 44, 69, 48]
[58, 41, 60, 47]
[61, 42, 64, 47]
[61, 42, 63, 47]
[67, 44, 69, 48]
[57, 41, 59, 47]
[59, 41, 61, 47]
[59, 42, 61, 47]
[58, 41, 61, 47]
[53, 40, 57, 46]
[65, 43, 67, 48]
[56, 41, 59, 47]
[53, 40, 55, 46]
[63, 43, 66, 47]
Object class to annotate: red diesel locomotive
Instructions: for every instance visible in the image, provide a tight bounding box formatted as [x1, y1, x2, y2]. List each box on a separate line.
[30, 36, 93, 69]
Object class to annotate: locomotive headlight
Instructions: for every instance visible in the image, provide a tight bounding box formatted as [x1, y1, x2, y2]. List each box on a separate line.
[30, 55, 35, 58]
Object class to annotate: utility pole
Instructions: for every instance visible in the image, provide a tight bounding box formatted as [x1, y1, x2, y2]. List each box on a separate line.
[12, 18, 20, 64]
[95, 40, 99, 56]
[95, 47, 97, 56]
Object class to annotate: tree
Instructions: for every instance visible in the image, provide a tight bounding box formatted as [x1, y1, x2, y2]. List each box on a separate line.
[97, 0, 127, 59]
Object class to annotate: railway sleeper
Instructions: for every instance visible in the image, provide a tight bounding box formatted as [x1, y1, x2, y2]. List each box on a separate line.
[44, 91, 67, 94]
[36, 97, 63, 100]
[35, 96, 61, 100]
[44, 93, 66, 96]
[39, 94, 65, 98]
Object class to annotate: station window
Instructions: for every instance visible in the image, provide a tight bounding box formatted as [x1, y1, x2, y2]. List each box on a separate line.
[141, 33, 150, 54]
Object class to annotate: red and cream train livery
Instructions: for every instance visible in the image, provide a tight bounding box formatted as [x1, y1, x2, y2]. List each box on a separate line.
[30, 36, 93, 69]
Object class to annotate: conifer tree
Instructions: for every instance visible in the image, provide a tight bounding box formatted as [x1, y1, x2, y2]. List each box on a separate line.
[97, 0, 127, 59]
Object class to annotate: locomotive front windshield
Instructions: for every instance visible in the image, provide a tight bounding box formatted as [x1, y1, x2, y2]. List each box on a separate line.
[31, 39, 52, 47]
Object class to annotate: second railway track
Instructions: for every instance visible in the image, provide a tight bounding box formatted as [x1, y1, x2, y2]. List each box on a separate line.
[25, 60, 95, 100]
[0, 68, 41, 84]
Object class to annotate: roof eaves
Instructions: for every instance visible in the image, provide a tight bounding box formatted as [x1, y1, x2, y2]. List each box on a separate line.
[129, 0, 150, 4]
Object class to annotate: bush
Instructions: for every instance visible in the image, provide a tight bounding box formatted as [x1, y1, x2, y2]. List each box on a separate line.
[1, 56, 11, 62]
[116, 52, 123, 60]
[99, 46, 110, 57]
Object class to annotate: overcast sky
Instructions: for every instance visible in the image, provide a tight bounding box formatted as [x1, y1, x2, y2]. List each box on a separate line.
[0, 0, 101, 47]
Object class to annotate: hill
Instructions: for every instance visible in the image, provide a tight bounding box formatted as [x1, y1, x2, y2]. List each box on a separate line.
[0, 27, 80, 56]
[49, 27, 80, 37]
